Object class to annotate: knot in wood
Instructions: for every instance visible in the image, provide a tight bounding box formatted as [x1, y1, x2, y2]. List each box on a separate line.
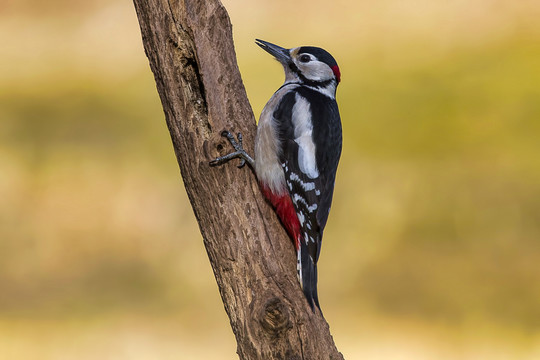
[259, 297, 291, 337]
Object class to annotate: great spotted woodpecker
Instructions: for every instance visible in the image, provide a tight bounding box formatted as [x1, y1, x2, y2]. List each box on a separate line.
[210, 39, 342, 310]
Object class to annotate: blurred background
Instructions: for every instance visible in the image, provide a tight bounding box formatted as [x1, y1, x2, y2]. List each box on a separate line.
[1, 0, 540, 358]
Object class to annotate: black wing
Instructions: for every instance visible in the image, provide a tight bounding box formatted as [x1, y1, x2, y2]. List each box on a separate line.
[297, 87, 342, 232]
[272, 87, 342, 309]
[273, 87, 342, 258]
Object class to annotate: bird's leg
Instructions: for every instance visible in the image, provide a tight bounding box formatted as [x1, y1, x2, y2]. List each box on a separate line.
[210, 130, 255, 169]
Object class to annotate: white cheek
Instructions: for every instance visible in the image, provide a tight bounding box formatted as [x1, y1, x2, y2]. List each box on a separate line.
[300, 62, 333, 81]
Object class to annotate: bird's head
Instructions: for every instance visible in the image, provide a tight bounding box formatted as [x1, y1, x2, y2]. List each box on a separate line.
[255, 39, 341, 88]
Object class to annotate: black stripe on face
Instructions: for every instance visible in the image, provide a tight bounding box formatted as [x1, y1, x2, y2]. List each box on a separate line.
[288, 62, 335, 88]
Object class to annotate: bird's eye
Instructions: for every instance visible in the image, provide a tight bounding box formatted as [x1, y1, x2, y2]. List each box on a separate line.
[299, 54, 311, 63]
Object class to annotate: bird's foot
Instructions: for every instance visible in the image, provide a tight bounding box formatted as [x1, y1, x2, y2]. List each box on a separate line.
[210, 130, 255, 169]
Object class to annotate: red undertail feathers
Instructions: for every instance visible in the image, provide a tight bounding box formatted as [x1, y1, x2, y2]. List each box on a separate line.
[260, 183, 301, 250]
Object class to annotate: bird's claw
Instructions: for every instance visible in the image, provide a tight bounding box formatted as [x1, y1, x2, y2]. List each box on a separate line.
[210, 130, 254, 169]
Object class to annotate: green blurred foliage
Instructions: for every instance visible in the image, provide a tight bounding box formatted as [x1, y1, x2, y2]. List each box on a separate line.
[1, 0, 540, 358]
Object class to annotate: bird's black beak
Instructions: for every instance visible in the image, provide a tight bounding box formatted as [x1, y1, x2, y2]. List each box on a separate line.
[255, 39, 291, 65]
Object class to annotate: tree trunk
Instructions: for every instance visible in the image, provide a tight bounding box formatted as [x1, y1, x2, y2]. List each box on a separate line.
[132, 0, 344, 358]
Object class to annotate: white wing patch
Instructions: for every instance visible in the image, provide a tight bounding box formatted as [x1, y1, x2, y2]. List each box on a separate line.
[292, 94, 319, 179]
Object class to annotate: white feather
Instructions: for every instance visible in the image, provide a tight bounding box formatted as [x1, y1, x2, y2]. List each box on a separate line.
[292, 94, 319, 179]
[255, 84, 299, 194]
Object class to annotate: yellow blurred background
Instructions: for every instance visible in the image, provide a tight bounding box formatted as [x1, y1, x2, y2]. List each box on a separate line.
[1, 0, 540, 358]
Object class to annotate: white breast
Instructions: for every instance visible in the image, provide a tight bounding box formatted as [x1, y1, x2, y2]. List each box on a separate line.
[254, 84, 298, 195]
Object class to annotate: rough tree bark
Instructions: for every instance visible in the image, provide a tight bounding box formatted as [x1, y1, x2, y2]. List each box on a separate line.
[133, 0, 344, 359]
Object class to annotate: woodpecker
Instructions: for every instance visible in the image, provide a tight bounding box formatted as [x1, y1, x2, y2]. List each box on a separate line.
[210, 39, 342, 311]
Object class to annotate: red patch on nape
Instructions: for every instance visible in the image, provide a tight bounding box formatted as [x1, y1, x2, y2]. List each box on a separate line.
[331, 65, 341, 83]
[260, 183, 301, 250]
